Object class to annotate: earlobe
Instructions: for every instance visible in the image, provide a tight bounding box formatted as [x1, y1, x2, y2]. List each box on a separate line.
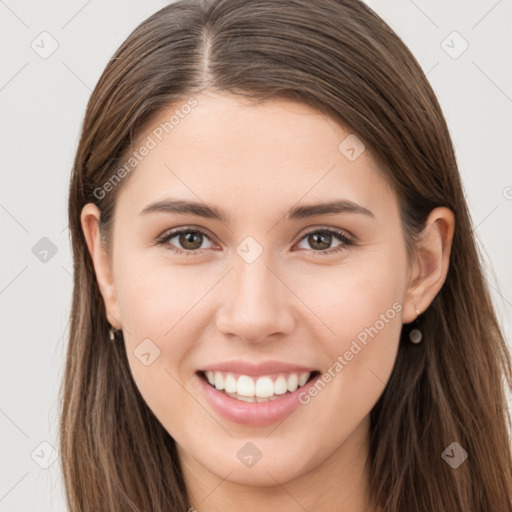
[403, 207, 455, 324]
[80, 203, 122, 330]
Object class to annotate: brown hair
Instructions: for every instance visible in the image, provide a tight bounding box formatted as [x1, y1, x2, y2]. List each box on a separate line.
[60, 0, 512, 510]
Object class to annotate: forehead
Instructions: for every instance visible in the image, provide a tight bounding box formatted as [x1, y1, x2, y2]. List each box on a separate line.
[116, 92, 397, 222]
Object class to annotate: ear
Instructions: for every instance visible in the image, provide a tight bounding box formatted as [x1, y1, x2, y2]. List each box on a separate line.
[402, 207, 455, 324]
[80, 203, 122, 330]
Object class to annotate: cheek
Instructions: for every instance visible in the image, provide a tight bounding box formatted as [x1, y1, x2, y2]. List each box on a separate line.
[112, 250, 211, 408]
[113, 246, 211, 339]
[296, 246, 405, 340]
[292, 247, 407, 399]
[320, 253, 406, 406]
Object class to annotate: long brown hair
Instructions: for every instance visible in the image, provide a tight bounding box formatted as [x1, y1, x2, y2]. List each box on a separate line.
[60, 0, 512, 510]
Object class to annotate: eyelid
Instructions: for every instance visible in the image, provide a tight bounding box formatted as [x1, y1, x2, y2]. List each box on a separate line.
[299, 225, 354, 241]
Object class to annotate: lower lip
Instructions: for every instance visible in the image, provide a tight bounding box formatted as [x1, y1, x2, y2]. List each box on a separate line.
[196, 372, 320, 426]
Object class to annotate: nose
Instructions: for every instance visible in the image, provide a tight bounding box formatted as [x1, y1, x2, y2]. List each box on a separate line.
[215, 254, 295, 345]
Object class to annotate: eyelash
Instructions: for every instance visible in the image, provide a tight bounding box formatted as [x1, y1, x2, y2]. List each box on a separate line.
[156, 226, 354, 257]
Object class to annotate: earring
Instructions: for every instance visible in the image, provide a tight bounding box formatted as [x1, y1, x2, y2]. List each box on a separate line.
[409, 307, 423, 344]
[109, 326, 118, 341]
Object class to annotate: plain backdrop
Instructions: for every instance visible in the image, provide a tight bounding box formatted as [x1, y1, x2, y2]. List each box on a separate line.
[1, 1, 511, 510]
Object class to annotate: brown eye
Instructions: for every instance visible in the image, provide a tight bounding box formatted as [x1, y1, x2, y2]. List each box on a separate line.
[307, 232, 333, 250]
[158, 228, 214, 255]
[295, 228, 353, 255]
[177, 231, 203, 250]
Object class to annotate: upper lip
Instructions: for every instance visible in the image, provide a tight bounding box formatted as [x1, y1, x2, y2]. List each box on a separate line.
[199, 360, 317, 376]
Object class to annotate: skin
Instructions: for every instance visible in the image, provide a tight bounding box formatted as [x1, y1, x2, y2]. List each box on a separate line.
[81, 91, 455, 512]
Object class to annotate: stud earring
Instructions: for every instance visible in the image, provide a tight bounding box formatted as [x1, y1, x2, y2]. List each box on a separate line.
[409, 307, 423, 344]
[109, 326, 120, 341]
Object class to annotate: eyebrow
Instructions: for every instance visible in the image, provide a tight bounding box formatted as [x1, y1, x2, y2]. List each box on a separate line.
[140, 198, 374, 222]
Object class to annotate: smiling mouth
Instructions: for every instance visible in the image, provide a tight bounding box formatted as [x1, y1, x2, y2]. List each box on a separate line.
[197, 370, 321, 402]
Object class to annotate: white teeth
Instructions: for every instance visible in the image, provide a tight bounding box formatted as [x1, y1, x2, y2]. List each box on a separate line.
[214, 371, 224, 390]
[236, 395, 256, 402]
[274, 375, 288, 395]
[255, 376, 274, 398]
[287, 373, 299, 392]
[298, 372, 310, 387]
[203, 370, 312, 399]
[224, 373, 237, 393]
[237, 375, 255, 397]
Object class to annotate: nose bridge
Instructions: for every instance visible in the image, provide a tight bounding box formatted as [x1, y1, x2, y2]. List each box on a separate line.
[216, 247, 294, 342]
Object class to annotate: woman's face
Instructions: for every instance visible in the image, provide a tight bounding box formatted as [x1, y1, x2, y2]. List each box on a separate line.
[87, 91, 419, 487]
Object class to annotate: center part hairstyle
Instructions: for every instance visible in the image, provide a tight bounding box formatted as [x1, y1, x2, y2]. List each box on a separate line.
[60, 1, 512, 510]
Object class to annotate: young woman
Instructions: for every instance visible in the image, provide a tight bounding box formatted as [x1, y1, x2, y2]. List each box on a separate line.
[59, 0, 512, 510]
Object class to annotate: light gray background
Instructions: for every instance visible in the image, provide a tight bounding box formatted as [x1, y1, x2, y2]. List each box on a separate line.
[1, 1, 511, 510]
